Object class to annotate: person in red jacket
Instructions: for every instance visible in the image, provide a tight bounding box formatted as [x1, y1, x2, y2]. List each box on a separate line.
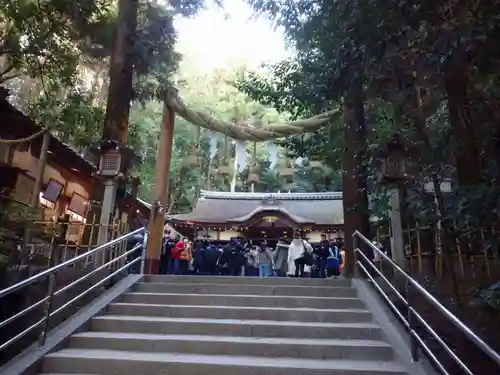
[169, 239, 184, 275]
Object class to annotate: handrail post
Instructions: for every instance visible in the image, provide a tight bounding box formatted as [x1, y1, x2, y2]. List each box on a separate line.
[351, 232, 359, 278]
[38, 229, 63, 347]
[406, 279, 419, 362]
[140, 231, 147, 274]
[38, 271, 57, 347]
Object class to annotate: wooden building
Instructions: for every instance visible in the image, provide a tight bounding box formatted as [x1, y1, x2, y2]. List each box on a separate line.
[168, 190, 345, 243]
[0, 89, 150, 244]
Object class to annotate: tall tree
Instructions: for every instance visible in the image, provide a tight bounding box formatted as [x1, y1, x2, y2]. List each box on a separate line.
[101, 0, 138, 143]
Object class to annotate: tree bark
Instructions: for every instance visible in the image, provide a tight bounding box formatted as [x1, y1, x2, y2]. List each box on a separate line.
[342, 75, 371, 278]
[445, 65, 481, 185]
[145, 102, 175, 274]
[101, 0, 138, 143]
[83, 0, 138, 247]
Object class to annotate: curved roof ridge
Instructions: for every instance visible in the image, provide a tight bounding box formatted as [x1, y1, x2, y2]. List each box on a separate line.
[227, 205, 315, 224]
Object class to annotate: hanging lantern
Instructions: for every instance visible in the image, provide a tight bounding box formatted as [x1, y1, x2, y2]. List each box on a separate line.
[279, 167, 295, 182]
[248, 163, 261, 184]
[249, 164, 261, 174]
[248, 172, 260, 184]
[186, 146, 201, 167]
[186, 154, 199, 167]
[248, 164, 261, 184]
[217, 164, 233, 176]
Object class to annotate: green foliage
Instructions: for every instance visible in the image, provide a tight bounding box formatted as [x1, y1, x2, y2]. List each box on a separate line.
[235, 157, 341, 193]
[239, 0, 500, 233]
[0, 0, 115, 84]
[2, 0, 210, 206]
[470, 282, 500, 312]
[128, 63, 343, 212]
[27, 82, 105, 151]
[128, 101, 207, 213]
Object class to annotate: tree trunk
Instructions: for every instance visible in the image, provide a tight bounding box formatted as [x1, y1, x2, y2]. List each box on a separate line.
[83, 0, 138, 247]
[445, 65, 481, 185]
[342, 75, 371, 278]
[101, 0, 138, 143]
[414, 85, 462, 306]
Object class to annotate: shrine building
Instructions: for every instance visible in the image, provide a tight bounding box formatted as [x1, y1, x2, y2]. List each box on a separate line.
[168, 190, 345, 244]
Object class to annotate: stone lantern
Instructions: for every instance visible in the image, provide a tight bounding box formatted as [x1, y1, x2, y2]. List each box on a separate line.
[378, 133, 409, 268]
[94, 140, 135, 178]
[90, 139, 136, 260]
[379, 133, 409, 184]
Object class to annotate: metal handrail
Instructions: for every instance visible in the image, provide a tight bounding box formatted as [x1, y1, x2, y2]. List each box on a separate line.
[0, 227, 145, 299]
[353, 230, 500, 375]
[0, 227, 146, 352]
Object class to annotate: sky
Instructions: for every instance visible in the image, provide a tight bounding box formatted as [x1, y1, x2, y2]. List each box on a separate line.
[174, 0, 289, 71]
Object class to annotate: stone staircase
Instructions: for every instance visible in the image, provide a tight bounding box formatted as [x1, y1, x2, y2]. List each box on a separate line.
[39, 275, 412, 375]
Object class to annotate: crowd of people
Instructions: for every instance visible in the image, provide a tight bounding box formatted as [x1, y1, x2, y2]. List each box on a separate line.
[131, 229, 344, 278]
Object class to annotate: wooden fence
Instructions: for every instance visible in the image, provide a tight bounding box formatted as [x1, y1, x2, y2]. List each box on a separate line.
[374, 224, 500, 284]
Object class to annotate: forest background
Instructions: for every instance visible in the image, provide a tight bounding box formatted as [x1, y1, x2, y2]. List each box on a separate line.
[2, 1, 500, 371]
[1, 0, 340, 216]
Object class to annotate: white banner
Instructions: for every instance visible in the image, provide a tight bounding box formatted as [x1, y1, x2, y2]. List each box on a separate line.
[267, 141, 277, 169]
[235, 140, 247, 171]
[209, 132, 218, 161]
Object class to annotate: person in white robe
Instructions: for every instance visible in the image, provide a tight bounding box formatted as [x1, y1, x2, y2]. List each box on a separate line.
[287, 232, 313, 277]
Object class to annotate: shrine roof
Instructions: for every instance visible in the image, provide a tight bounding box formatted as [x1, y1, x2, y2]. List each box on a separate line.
[169, 190, 344, 226]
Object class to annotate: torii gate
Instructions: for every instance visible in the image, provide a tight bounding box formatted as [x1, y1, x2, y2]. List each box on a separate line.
[143, 87, 341, 274]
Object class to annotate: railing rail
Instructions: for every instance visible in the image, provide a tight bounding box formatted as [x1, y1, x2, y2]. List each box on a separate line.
[353, 230, 500, 375]
[0, 227, 146, 354]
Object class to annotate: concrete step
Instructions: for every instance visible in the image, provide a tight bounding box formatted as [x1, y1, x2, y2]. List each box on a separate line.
[134, 282, 357, 297]
[121, 292, 366, 309]
[106, 302, 373, 323]
[70, 331, 394, 361]
[90, 315, 384, 340]
[43, 349, 407, 375]
[145, 275, 352, 287]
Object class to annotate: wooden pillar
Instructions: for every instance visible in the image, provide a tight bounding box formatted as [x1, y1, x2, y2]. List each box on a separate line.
[24, 130, 51, 245]
[342, 75, 371, 278]
[30, 131, 51, 208]
[145, 102, 175, 274]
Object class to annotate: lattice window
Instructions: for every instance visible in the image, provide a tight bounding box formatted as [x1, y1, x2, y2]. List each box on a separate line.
[13, 173, 35, 204]
[100, 150, 121, 175]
